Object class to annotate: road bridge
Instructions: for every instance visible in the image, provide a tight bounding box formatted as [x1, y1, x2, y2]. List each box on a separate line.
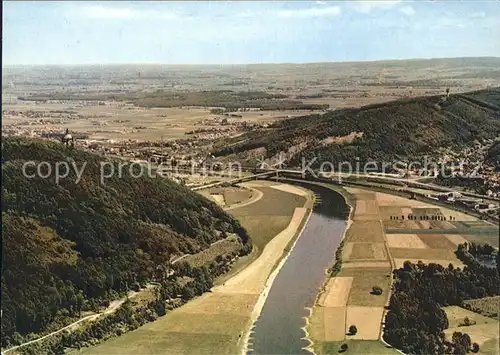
[190, 171, 278, 191]
[163, 166, 499, 203]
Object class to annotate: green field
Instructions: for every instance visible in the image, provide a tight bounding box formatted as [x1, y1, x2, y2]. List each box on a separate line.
[390, 247, 457, 260]
[217, 186, 307, 284]
[346, 221, 386, 243]
[479, 338, 500, 355]
[339, 268, 392, 307]
[443, 305, 497, 328]
[234, 215, 292, 251]
[78, 323, 238, 355]
[230, 187, 306, 217]
[223, 188, 253, 206]
[318, 340, 400, 355]
[442, 306, 500, 355]
[462, 234, 500, 248]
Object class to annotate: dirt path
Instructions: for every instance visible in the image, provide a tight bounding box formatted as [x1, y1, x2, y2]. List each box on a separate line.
[224, 185, 264, 211]
[170, 236, 238, 265]
[2, 288, 150, 354]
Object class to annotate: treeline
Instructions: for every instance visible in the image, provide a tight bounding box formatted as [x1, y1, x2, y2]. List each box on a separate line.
[329, 239, 345, 276]
[384, 245, 500, 354]
[455, 242, 498, 270]
[465, 243, 496, 258]
[1, 137, 250, 347]
[17, 90, 331, 111]
[213, 90, 500, 169]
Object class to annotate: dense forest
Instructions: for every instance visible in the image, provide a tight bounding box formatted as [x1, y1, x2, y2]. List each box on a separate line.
[1, 137, 250, 347]
[383, 243, 499, 355]
[213, 88, 500, 170]
[17, 90, 329, 111]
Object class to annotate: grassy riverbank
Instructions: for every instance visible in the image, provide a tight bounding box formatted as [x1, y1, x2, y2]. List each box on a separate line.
[78, 181, 312, 355]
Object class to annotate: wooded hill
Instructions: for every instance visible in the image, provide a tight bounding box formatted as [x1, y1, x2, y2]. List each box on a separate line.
[1, 137, 249, 346]
[213, 88, 500, 169]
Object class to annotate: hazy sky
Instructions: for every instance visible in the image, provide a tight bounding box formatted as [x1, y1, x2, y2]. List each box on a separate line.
[3, 1, 500, 65]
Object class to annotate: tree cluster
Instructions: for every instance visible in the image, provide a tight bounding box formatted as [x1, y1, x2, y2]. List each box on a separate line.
[17, 90, 330, 112]
[455, 242, 498, 270]
[329, 239, 345, 276]
[383, 255, 499, 354]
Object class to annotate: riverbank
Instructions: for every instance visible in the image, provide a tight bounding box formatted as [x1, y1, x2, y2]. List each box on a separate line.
[303, 181, 498, 354]
[80, 181, 313, 355]
[240, 206, 313, 354]
[304, 185, 355, 355]
[247, 181, 350, 354]
[305, 186, 396, 355]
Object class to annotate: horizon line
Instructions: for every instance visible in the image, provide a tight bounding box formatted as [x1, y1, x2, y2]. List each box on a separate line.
[3, 56, 500, 68]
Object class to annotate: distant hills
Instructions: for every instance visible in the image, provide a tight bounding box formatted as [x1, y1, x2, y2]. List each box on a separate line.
[1, 137, 249, 345]
[213, 88, 500, 169]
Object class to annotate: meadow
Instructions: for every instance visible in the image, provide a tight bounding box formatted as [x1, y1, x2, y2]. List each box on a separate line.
[443, 305, 499, 355]
[463, 296, 500, 318]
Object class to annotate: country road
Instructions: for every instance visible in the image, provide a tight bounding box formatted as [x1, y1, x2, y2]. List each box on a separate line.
[170, 234, 240, 265]
[176, 165, 499, 203]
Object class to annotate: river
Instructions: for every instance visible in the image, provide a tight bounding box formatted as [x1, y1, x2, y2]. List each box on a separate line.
[248, 182, 350, 355]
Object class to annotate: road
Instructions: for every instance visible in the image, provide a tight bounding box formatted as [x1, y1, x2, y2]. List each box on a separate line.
[180, 165, 499, 203]
[2, 288, 147, 354]
[170, 234, 240, 265]
[5, 233, 241, 353]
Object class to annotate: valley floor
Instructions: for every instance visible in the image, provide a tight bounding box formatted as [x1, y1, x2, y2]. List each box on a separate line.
[308, 186, 499, 355]
[77, 181, 313, 355]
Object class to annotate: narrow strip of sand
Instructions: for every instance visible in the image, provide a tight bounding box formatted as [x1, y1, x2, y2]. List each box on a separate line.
[224, 185, 264, 211]
[199, 182, 314, 354]
[239, 206, 312, 354]
[269, 183, 311, 197]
